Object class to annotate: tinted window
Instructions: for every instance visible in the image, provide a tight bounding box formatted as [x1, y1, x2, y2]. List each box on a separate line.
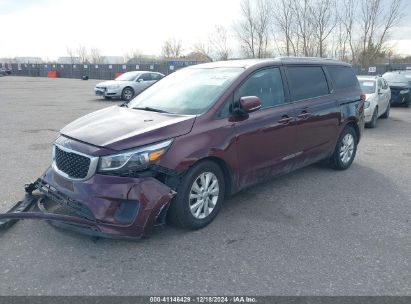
[139, 73, 152, 81]
[327, 65, 359, 90]
[237, 68, 285, 109]
[382, 79, 389, 89]
[286, 66, 329, 101]
[151, 73, 163, 80]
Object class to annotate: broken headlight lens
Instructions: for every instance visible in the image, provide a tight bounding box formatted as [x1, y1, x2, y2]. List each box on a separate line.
[97, 139, 173, 173]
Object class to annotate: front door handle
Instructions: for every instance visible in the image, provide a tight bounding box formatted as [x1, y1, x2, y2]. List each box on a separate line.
[278, 115, 293, 125]
[297, 111, 311, 120]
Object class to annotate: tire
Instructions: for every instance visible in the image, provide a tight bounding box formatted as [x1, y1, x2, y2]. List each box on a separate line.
[381, 103, 390, 119]
[405, 97, 410, 108]
[365, 108, 378, 128]
[121, 87, 134, 101]
[330, 126, 358, 170]
[168, 161, 226, 230]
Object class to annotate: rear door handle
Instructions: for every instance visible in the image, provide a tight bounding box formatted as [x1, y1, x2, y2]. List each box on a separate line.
[278, 115, 293, 125]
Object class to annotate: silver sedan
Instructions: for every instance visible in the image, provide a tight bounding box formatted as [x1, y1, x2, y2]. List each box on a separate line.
[95, 71, 164, 101]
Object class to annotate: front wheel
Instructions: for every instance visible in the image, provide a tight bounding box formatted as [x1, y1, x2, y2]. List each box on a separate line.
[330, 126, 358, 170]
[168, 161, 225, 230]
[121, 87, 134, 101]
[381, 103, 390, 119]
[365, 108, 378, 128]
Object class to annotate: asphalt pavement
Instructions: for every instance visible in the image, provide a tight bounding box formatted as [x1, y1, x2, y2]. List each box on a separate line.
[0, 76, 410, 295]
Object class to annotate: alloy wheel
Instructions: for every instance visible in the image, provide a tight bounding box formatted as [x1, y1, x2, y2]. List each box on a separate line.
[189, 172, 219, 219]
[340, 133, 355, 164]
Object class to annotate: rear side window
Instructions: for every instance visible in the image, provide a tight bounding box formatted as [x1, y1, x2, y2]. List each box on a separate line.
[327, 65, 359, 90]
[286, 66, 329, 101]
[151, 73, 163, 80]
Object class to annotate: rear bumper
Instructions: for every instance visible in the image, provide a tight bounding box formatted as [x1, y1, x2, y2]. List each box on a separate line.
[0, 167, 176, 238]
[390, 93, 409, 105]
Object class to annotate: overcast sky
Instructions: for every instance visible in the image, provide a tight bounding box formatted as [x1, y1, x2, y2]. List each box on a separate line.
[0, 0, 410, 60]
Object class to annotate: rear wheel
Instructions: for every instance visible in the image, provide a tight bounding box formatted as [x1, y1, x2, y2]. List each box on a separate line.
[121, 87, 134, 101]
[168, 161, 225, 230]
[381, 103, 390, 119]
[330, 126, 358, 170]
[404, 97, 410, 108]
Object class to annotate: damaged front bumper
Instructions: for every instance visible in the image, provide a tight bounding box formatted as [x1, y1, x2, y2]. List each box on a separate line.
[0, 167, 176, 239]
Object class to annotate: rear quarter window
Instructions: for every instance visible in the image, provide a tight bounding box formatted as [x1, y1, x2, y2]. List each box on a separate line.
[326, 65, 360, 90]
[286, 66, 329, 101]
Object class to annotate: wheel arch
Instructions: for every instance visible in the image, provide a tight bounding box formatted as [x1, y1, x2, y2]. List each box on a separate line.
[184, 156, 234, 197]
[345, 120, 360, 143]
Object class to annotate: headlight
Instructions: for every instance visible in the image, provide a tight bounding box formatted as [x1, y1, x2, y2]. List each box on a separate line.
[106, 84, 120, 89]
[400, 89, 409, 94]
[364, 101, 370, 109]
[97, 139, 173, 173]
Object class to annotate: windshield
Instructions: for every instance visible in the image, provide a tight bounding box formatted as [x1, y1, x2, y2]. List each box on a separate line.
[358, 79, 376, 94]
[383, 73, 408, 84]
[116, 72, 140, 81]
[128, 67, 244, 115]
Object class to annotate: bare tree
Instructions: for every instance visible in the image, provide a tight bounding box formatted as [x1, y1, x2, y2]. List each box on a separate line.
[208, 25, 232, 60]
[339, 0, 358, 63]
[292, 0, 317, 56]
[272, 0, 297, 56]
[66, 47, 77, 64]
[310, 0, 337, 57]
[235, 0, 271, 58]
[359, 0, 404, 65]
[89, 47, 104, 64]
[162, 38, 184, 59]
[77, 45, 89, 64]
[124, 49, 143, 63]
[192, 41, 213, 61]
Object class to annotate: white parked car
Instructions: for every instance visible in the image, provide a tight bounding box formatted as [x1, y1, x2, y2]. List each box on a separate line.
[95, 71, 164, 101]
[357, 75, 391, 128]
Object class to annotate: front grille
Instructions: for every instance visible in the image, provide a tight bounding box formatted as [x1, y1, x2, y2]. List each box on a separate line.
[55, 146, 91, 179]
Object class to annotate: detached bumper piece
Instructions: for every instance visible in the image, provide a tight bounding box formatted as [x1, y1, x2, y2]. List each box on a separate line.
[0, 194, 37, 230]
[0, 175, 176, 239]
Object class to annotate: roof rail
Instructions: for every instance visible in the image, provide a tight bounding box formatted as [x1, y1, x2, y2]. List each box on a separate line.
[276, 56, 340, 62]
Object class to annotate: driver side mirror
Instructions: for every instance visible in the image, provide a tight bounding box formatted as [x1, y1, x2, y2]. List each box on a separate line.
[239, 96, 261, 113]
[137, 78, 144, 82]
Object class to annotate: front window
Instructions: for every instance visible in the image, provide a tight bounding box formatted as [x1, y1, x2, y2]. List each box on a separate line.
[359, 80, 376, 94]
[116, 72, 140, 81]
[127, 67, 244, 115]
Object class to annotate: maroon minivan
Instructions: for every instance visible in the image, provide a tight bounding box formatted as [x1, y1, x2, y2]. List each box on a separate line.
[4, 58, 365, 238]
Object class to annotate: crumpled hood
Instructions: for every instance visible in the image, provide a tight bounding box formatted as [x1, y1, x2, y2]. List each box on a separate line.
[60, 106, 196, 151]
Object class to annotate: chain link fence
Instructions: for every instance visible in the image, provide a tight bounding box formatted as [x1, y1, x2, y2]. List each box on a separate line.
[4, 61, 200, 80]
[3, 62, 411, 80]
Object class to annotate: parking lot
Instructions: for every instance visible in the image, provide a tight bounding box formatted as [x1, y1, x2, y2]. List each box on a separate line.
[0, 76, 410, 295]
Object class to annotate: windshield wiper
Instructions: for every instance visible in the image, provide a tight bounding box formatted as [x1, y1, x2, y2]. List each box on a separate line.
[133, 107, 170, 114]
